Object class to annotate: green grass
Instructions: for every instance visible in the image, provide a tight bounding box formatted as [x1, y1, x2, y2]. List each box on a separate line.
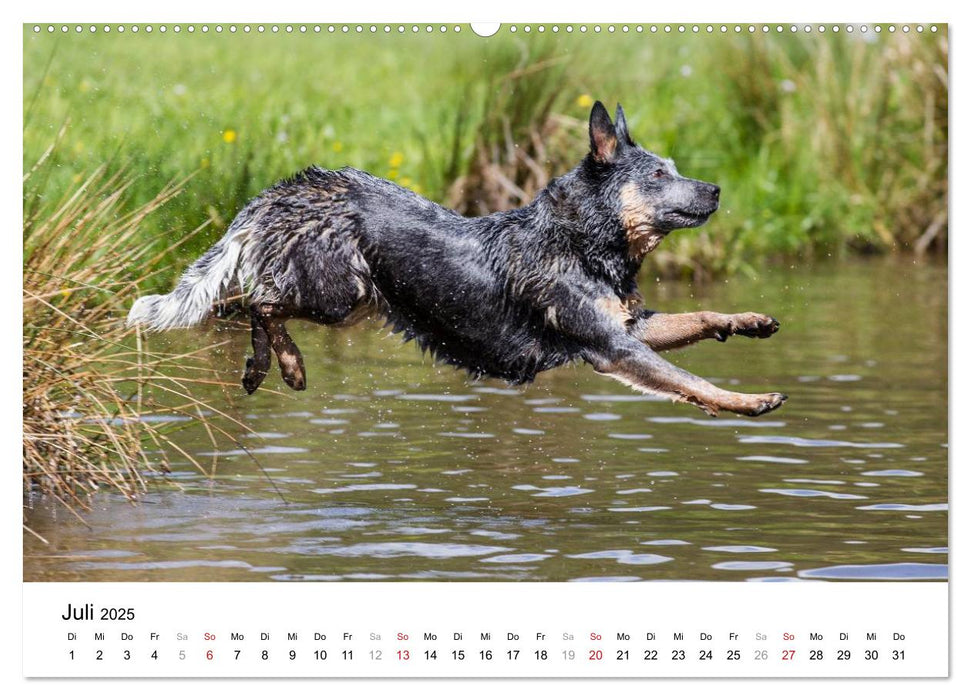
[23, 26, 947, 283]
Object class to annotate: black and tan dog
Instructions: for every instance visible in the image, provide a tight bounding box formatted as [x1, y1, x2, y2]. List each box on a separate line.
[129, 101, 786, 416]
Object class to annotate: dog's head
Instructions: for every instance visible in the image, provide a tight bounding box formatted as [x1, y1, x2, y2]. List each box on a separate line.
[584, 100, 721, 258]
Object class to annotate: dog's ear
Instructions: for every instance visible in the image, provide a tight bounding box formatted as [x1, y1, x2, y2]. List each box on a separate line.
[589, 100, 618, 163]
[614, 104, 634, 146]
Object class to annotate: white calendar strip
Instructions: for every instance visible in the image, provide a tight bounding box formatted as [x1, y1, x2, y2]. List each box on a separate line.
[23, 582, 947, 678]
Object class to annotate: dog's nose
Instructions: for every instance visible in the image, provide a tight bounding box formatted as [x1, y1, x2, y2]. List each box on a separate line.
[709, 184, 721, 200]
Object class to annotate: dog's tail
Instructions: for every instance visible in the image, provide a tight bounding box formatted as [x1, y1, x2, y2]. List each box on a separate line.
[127, 230, 248, 331]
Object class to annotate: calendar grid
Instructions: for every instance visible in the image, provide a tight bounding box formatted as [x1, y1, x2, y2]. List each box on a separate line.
[23, 582, 948, 678]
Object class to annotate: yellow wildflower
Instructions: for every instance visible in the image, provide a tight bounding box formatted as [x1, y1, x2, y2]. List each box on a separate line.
[222, 129, 237, 144]
[389, 151, 404, 168]
[332, 140, 343, 153]
[576, 94, 594, 108]
[387, 169, 399, 180]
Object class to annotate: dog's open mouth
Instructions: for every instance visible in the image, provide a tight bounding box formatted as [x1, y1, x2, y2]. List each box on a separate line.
[669, 208, 716, 227]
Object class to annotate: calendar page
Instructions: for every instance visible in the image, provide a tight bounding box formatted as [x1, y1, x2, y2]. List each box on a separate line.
[21, 9, 950, 685]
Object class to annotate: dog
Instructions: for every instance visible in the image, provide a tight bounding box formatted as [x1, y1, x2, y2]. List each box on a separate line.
[128, 101, 787, 416]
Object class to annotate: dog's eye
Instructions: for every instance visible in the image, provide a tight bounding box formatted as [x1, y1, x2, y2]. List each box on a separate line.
[652, 168, 666, 179]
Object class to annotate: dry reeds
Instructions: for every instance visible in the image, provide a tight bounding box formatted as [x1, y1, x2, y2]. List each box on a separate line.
[23, 144, 245, 521]
[447, 43, 577, 216]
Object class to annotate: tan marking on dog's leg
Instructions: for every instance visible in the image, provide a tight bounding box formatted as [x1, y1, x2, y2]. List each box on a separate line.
[596, 296, 634, 328]
[632, 311, 780, 351]
[631, 311, 727, 351]
[595, 352, 787, 417]
[263, 317, 307, 391]
[620, 290, 644, 311]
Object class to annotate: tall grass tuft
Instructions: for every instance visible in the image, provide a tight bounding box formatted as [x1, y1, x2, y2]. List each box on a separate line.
[446, 40, 577, 215]
[23, 143, 245, 523]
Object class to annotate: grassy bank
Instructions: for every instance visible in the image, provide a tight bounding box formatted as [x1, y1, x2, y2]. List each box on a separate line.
[22, 146, 247, 522]
[23, 26, 946, 284]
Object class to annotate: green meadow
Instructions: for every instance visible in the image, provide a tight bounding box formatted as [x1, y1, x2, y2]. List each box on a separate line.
[24, 26, 946, 282]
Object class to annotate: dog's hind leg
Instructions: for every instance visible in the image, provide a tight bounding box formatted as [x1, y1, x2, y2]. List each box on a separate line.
[631, 310, 780, 352]
[261, 315, 307, 391]
[241, 304, 307, 392]
[242, 308, 272, 394]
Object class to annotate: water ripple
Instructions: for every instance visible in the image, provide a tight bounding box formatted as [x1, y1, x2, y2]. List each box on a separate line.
[469, 529, 519, 540]
[740, 435, 904, 449]
[580, 394, 660, 403]
[198, 445, 308, 456]
[316, 542, 511, 559]
[512, 484, 594, 498]
[309, 418, 349, 426]
[736, 455, 809, 464]
[72, 559, 284, 572]
[712, 561, 793, 571]
[607, 506, 671, 513]
[396, 393, 477, 402]
[567, 550, 673, 565]
[584, 412, 621, 421]
[799, 563, 947, 580]
[473, 387, 521, 396]
[570, 576, 643, 582]
[861, 469, 924, 477]
[481, 553, 552, 564]
[312, 483, 417, 494]
[535, 486, 596, 498]
[438, 432, 495, 439]
[650, 417, 786, 428]
[641, 539, 691, 546]
[760, 488, 867, 500]
[856, 503, 947, 512]
[784, 478, 846, 485]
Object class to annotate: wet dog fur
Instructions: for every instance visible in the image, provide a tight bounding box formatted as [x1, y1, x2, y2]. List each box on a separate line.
[129, 101, 787, 417]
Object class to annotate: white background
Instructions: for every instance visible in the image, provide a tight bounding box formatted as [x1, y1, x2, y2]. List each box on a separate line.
[23, 582, 949, 677]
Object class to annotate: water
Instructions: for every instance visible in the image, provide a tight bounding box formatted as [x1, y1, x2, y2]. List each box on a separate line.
[23, 260, 948, 582]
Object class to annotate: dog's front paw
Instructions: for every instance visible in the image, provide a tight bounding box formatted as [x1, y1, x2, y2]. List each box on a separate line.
[715, 391, 788, 416]
[730, 312, 780, 339]
[739, 392, 788, 416]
